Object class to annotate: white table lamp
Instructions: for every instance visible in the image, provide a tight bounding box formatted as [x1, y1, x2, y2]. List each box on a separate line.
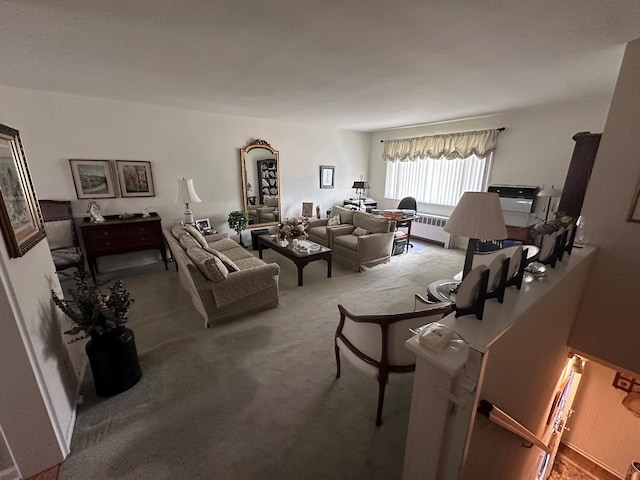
[176, 178, 202, 225]
[444, 192, 508, 279]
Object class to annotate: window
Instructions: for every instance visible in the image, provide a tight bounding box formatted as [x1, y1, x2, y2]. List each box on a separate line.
[384, 153, 493, 206]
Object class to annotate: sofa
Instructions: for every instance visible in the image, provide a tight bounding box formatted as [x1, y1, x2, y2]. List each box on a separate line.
[307, 205, 397, 271]
[163, 224, 280, 327]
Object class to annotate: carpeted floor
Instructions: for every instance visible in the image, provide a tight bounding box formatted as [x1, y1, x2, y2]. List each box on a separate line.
[58, 243, 464, 480]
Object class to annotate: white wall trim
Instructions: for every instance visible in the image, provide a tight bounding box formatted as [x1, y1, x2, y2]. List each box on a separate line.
[561, 440, 624, 478]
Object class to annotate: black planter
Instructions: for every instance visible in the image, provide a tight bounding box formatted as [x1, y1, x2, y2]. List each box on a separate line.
[86, 327, 142, 397]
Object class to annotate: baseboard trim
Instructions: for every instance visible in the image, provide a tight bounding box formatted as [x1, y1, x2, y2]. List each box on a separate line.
[560, 441, 625, 479]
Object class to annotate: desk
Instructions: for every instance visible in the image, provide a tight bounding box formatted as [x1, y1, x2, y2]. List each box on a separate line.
[79, 213, 167, 280]
[395, 216, 417, 251]
[343, 198, 377, 210]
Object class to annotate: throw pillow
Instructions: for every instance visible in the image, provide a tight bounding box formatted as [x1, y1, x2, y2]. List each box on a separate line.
[352, 226, 370, 237]
[204, 247, 239, 273]
[179, 233, 202, 251]
[184, 224, 209, 248]
[327, 214, 341, 226]
[185, 247, 228, 282]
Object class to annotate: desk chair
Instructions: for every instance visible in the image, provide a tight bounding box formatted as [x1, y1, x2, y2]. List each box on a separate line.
[397, 196, 417, 249]
[39, 200, 85, 276]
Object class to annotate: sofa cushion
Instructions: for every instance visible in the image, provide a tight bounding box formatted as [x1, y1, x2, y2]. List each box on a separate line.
[186, 247, 228, 281]
[330, 205, 355, 224]
[180, 233, 202, 251]
[353, 212, 393, 234]
[207, 237, 244, 252]
[184, 224, 209, 248]
[332, 234, 358, 252]
[233, 257, 268, 270]
[327, 214, 341, 226]
[204, 247, 239, 272]
[171, 224, 187, 239]
[352, 226, 370, 237]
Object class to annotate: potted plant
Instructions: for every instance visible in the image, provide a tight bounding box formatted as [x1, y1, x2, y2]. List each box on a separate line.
[228, 210, 249, 247]
[52, 273, 142, 397]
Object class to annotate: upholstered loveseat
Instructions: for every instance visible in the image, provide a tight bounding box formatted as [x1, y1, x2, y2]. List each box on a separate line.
[163, 224, 280, 327]
[307, 206, 397, 271]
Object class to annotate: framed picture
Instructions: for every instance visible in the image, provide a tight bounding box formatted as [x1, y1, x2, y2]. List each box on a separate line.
[69, 159, 116, 199]
[195, 218, 211, 233]
[0, 124, 46, 257]
[320, 165, 335, 189]
[116, 160, 155, 197]
[627, 178, 640, 223]
[302, 202, 313, 217]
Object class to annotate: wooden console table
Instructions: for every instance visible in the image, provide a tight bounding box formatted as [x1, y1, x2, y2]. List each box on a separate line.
[79, 213, 167, 280]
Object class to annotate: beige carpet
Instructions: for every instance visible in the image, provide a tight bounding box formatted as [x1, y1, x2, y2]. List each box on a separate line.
[59, 245, 463, 480]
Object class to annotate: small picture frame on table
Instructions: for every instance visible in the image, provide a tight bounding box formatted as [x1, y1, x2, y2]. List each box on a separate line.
[195, 218, 212, 234]
[302, 202, 313, 217]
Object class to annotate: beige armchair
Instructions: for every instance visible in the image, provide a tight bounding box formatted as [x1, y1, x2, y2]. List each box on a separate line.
[331, 211, 396, 271]
[335, 301, 453, 425]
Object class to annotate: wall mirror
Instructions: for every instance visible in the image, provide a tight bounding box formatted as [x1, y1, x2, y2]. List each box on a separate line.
[240, 139, 281, 228]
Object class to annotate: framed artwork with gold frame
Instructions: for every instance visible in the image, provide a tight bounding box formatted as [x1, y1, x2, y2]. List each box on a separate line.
[0, 123, 46, 258]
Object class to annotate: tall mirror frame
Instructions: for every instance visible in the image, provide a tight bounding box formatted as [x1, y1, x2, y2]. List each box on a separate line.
[240, 139, 281, 228]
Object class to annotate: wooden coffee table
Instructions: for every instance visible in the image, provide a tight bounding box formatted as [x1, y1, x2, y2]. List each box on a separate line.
[257, 235, 332, 286]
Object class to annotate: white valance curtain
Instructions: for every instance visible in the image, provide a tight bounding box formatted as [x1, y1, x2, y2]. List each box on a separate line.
[382, 129, 500, 162]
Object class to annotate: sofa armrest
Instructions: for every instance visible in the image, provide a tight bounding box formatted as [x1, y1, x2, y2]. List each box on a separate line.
[208, 263, 280, 307]
[357, 232, 395, 262]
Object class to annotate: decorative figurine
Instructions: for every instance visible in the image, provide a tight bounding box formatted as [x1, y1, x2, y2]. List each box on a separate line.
[87, 200, 105, 223]
[316, 205, 321, 219]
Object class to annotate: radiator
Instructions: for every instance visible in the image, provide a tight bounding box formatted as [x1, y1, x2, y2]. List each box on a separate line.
[411, 213, 452, 248]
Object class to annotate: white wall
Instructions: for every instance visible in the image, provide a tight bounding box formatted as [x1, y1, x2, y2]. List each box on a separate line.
[568, 37, 640, 376]
[367, 99, 611, 217]
[563, 361, 640, 478]
[0, 238, 76, 478]
[0, 85, 370, 240]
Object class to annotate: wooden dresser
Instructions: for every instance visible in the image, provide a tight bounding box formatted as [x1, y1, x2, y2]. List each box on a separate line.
[79, 213, 167, 279]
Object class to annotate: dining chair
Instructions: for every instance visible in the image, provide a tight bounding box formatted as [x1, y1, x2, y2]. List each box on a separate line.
[335, 301, 453, 426]
[39, 200, 85, 276]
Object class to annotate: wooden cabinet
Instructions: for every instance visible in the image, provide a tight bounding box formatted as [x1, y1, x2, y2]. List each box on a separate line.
[79, 213, 167, 279]
[558, 132, 601, 219]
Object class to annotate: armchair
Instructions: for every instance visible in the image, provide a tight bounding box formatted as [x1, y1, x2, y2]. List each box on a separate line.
[335, 301, 453, 426]
[39, 200, 84, 275]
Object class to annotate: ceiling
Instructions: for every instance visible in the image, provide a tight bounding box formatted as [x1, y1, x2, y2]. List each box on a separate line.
[1, 0, 640, 132]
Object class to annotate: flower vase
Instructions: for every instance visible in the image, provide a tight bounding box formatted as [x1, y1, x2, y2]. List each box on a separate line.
[86, 326, 142, 397]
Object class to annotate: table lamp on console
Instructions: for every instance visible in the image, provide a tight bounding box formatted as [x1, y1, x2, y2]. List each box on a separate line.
[176, 178, 202, 225]
[444, 191, 508, 279]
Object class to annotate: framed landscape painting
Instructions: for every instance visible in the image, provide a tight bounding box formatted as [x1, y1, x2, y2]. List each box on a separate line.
[0, 123, 46, 257]
[69, 159, 116, 199]
[116, 160, 155, 197]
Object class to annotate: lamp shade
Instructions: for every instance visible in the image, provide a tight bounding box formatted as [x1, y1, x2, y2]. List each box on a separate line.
[444, 192, 507, 240]
[352, 181, 370, 190]
[176, 178, 202, 204]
